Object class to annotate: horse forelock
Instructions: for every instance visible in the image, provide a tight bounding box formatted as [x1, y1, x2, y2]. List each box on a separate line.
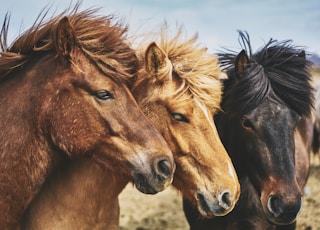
[136, 26, 222, 112]
[0, 4, 138, 84]
[221, 62, 271, 116]
[219, 31, 314, 116]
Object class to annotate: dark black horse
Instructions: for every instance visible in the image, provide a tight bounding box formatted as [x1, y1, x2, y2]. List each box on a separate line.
[183, 31, 314, 230]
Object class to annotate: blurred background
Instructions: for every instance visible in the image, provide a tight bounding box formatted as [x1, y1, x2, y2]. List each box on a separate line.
[1, 0, 319, 57]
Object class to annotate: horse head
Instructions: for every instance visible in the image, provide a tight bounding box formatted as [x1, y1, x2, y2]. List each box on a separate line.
[132, 36, 240, 217]
[0, 10, 176, 204]
[217, 39, 313, 224]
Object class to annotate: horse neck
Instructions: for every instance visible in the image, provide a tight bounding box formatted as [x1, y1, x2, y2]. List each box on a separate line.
[23, 157, 130, 229]
[33, 157, 129, 208]
[0, 57, 58, 227]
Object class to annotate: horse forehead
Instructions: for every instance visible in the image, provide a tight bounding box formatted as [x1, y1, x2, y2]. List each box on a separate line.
[69, 58, 127, 91]
[265, 99, 291, 115]
[251, 99, 296, 125]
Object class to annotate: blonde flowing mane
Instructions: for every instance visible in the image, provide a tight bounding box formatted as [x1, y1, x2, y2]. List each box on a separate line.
[0, 4, 137, 82]
[137, 25, 223, 112]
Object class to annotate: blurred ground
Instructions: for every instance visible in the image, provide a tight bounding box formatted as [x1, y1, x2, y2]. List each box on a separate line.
[119, 158, 320, 230]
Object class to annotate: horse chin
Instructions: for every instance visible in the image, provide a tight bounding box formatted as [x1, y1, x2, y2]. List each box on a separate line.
[132, 172, 166, 194]
[135, 183, 158, 195]
[196, 200, 230, 218]
[264, 203, 299, 225]
[265, 212, 297, 226]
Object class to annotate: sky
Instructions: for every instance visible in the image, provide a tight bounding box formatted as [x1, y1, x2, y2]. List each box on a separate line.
[1, 0, 320, 55]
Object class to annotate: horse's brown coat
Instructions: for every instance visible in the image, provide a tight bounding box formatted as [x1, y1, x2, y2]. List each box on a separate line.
[21, 26, 240, 229]
[0, 6, 175, 229]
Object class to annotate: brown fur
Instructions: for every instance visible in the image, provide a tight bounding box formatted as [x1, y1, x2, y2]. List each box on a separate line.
[0, 6, 136, 81]
[0, 6, 175, 229]
[21, 26, 240, 229]
[22, 158, 127, 229]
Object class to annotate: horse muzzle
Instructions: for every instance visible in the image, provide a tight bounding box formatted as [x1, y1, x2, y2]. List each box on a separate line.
[265, 194, 302, 225]
[196, 189, 236, 217]
[132, 157, 175, 194]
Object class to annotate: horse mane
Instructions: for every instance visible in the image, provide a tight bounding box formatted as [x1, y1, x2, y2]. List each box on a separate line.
[218, 31, 314, 116]
[137, 25, 223, 112]
[0, 4, 138, 82]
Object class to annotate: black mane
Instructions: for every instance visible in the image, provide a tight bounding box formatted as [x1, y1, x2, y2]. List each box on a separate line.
[218, 31, 314, 116]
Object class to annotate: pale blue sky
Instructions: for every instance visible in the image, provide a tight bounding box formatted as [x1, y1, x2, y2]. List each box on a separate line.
[1, 0, 320, 55]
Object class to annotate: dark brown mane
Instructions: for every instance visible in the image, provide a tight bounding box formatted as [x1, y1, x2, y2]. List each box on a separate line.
[0, 4, 138, 82]
[218, 31, 313, 116]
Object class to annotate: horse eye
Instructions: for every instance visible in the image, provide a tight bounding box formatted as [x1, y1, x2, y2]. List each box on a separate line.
[241, 118, 254, 130]
[171, 112, 189, 123]
[95, 90, 114, 100]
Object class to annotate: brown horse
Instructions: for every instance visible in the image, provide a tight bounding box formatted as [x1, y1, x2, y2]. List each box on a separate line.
[133, 31, 240, 218]
[0, 6, 175, 229]
[22, 27, 240, 229]
[183, 31, 314, 230]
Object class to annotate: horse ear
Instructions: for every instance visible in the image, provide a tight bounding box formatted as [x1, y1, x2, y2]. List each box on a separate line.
[54, 16, 76, 58]
[235, 50, 249, 78]
[145, 42, 168, 76]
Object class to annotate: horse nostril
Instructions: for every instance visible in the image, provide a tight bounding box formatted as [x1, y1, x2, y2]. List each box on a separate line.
[267, 195, 285, 218]
[219, 190, 232, 210]
[155, 159, 171, 180]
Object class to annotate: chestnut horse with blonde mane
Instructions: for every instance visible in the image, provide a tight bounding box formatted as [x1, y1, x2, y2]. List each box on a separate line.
[22, 27, 240, 229]
[0, 6, 176, 229]
[133, 30, 240, 217]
